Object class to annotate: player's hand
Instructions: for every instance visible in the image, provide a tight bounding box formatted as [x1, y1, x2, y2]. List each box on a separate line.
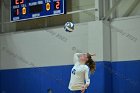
[90, 53, 96, 56]
[81, 85, 86, 93]
[92, 53, 96, 56]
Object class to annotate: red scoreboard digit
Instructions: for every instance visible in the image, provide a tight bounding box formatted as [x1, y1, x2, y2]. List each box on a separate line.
[13, 9, 19, 16]
[54, 1, 61, 10]
[55, 1, 60, 10]
[15, 0, 24, 5]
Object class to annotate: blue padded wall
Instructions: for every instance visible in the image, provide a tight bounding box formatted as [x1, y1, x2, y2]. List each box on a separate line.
[0, 62, 108, 93]
[0, 61, 140, 93]
[112, 60, 140, 93]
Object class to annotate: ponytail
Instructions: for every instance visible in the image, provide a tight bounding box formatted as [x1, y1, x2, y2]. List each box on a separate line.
[86, 53, 96, 73]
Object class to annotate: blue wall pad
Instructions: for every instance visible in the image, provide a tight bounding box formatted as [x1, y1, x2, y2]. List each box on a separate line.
[112, 60, 140, 93]
[0, 60, 140, 93]
[0, 62, 109, 93]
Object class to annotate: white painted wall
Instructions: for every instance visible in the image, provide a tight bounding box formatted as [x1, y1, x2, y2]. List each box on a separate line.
[0, 16, 139, 69]
[111, 16, 140, 61]
[0, 21, 104, 69]
[88, 21, 104, 61]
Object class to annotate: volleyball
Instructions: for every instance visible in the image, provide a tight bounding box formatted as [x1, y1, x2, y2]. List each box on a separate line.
[64, 22, 74, 32]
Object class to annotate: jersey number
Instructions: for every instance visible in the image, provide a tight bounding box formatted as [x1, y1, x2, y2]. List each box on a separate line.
[72, 69, 76, 75]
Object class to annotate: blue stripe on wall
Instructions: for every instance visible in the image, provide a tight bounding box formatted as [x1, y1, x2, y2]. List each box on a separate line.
[0, 62, 109, 93]
[104, 62, 112, 93]
[112, 60, 140, 93]
[0, 60, 140, 93]
[88, 61, 111, 93]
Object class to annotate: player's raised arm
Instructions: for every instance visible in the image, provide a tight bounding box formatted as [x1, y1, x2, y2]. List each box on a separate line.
[73, 53, 85, 64]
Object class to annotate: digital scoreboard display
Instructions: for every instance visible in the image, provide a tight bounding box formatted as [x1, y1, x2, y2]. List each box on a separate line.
[11, 0, 65, 22]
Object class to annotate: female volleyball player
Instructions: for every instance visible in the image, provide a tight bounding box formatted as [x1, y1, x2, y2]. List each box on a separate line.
[69, 53, 96, 93]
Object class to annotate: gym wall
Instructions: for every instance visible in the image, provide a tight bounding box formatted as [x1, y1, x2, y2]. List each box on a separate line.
[0, 16, 140, 93]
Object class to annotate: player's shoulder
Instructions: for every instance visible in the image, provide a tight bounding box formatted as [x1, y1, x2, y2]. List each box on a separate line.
[82, 65, 89, 70]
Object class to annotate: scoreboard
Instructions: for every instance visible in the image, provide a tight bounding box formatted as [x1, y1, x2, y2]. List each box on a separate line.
[11, 0, 65, 22]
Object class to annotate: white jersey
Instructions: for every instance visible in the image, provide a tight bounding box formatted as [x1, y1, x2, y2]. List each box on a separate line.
[68, 53, 90, 91]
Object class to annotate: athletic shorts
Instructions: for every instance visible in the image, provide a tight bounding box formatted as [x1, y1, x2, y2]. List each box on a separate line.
[70, 90, 87, 93]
